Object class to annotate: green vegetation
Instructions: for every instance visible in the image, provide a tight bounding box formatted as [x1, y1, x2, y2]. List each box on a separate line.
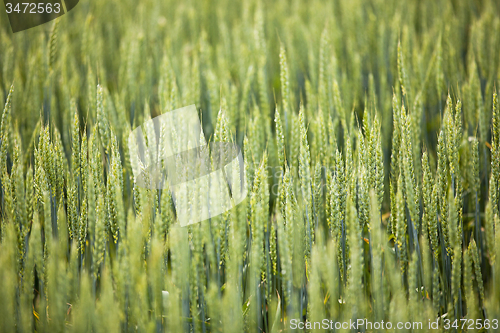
[1, 0, 500, 331]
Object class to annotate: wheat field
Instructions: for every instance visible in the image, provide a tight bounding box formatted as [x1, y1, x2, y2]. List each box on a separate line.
[1, 0, 500, 332]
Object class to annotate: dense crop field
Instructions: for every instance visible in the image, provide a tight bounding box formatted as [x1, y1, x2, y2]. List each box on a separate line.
[1, 0, 500, 331]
